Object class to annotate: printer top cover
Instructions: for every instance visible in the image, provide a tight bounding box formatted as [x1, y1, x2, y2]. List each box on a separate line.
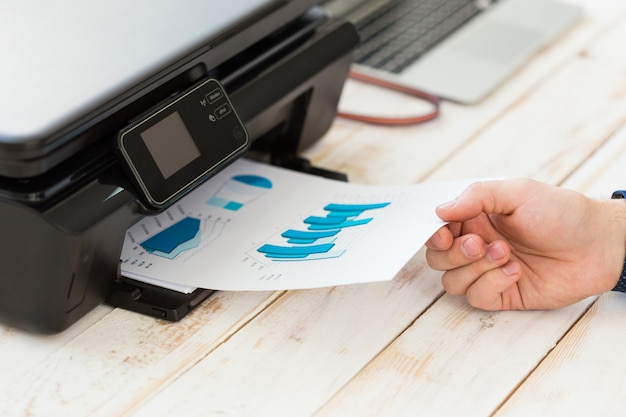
[0, 0, 319, 179]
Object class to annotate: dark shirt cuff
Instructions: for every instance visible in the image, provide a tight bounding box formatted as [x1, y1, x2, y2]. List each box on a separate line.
[614, 258, 626, 293]
[611, 190, 626, 292]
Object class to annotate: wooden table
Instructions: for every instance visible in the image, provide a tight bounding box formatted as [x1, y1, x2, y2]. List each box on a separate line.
[3, 1, 626, 415]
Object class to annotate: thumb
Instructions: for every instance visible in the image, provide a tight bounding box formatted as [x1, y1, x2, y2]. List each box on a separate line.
[435, 180, 523, 222]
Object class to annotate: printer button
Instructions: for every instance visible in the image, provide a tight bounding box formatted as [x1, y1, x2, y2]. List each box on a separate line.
[233, 126, 245, 141]
[214, 103, 231, 120]
[205, 88, 223, 104]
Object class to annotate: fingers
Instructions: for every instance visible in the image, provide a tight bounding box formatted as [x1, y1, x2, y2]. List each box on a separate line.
[435, 179, 534, 223]
[427, 178, 545, 310]
[426, 234, 486, 270]
[440, 240, 510, 295]
[425, 222, 464, 252]
[429, 238, 523, 310]
[425, 225, 455, 252]
[465, 261, 522, 310]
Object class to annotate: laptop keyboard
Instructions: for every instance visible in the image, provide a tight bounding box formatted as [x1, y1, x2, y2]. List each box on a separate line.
[343, 0, 494, 74]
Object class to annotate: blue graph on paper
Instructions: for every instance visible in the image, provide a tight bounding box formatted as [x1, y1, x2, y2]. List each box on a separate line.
[135, 171, 390, 262]
[257, 202, 390, 262]
[207, 174, 272, 211]
[139, 174, 272, 260]
[140, 217, 202, 259]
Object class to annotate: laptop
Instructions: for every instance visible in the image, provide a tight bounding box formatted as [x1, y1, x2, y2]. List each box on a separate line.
[323, 0, 583, 103]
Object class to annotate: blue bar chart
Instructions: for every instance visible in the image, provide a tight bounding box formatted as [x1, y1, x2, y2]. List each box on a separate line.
[257, 202, 390, 261]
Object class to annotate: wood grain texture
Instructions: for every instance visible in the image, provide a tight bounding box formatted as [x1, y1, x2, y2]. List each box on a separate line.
[2, 1, 625, 417]
[495, 292, 626, 417]
[0, 291, 281, 417]
[313, 296, 594, 417]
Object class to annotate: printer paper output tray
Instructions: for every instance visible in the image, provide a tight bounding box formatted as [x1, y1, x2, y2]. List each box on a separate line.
[0, 8, 358, 333]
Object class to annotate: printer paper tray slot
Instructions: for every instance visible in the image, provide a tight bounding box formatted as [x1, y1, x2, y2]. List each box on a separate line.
[108, 278, 214, 322]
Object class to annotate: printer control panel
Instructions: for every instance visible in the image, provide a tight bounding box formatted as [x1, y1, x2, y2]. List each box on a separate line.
[117, 78, 249, 211]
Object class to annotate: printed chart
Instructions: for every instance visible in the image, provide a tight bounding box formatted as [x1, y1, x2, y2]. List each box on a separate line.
[256, 202, 390, 262]
[120, 158, 478, 292]
[127, 173, 272, 266]
[140, 216, 201, 259]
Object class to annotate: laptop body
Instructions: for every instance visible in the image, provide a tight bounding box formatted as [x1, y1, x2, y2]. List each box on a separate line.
[324, 0, 583, 103]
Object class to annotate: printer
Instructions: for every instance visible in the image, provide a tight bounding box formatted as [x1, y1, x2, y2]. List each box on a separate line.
[0, 1, 358, 333]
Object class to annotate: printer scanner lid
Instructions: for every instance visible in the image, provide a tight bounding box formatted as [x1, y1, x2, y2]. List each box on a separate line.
[0, 0, 320, 178]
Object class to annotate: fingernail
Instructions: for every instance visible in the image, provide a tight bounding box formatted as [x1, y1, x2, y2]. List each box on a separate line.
[430, 232, 445, 249]
[487, 241, 505, 262]
[437, 199, 457, 210]
[461, 237, 481, 258]
[502, 262, 520, 276]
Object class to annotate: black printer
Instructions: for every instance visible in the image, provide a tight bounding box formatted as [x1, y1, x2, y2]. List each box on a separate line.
[0, 1, 358, 333]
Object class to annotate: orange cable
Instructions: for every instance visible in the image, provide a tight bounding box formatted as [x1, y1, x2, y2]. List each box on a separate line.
[336, 69, 441, 125]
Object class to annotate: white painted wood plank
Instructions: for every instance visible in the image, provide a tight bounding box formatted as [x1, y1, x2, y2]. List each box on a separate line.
[0, 305, 112, 392]
[0, 291, 281, 417]
[563, 122, 626, 196]
[126, 253, 447, 417]
[313, 296, 594, 417]
[495, 292, 626, 417]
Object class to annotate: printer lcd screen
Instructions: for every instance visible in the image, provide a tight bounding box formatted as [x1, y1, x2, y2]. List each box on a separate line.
[140, 112, 201, 180]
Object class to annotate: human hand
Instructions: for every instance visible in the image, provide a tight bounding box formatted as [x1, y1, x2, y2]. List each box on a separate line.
[425, 179, 626, 310]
